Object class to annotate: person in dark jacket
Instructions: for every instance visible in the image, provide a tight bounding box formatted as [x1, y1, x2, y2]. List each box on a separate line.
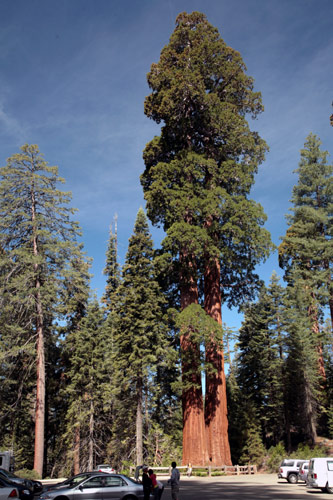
[142, 466, 152, 500]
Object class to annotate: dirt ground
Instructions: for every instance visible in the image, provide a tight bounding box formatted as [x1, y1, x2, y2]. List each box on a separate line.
[156, 473, 333, 500]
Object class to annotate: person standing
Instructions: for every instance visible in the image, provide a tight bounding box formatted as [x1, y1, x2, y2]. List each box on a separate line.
[157, 479, 165, 500]
[168, 462, 180, 500]
[186, 463, 192, 477]
[149, 469, 159, 500]
[142, 465, 152, 500]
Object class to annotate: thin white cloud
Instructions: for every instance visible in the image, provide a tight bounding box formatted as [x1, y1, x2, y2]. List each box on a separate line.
[0, 103, 27, 142]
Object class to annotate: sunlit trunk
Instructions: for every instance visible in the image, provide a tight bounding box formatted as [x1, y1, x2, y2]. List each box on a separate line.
[204, 256, 231, 465]
[180, 251, 208, 466]
[32, 182, 45, 477]
[136, 377, 143, 465]
[74, 424, 80, 474]
[88, 399, 94, 470]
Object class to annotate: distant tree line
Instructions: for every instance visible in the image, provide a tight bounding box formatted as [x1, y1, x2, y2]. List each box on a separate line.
[0, 11, 332, 477]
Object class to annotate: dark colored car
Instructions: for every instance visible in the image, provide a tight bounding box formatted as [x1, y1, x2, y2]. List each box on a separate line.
[0, 476, 33, 500]
[39, 474, 147, 500]
[42, 472, 109, 492]
[0, 470, 42, 495]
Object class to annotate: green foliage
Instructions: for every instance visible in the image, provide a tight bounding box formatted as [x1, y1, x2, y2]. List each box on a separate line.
[15, 469, 41, 480]
[236, 275, 286, 447]
[110, 208, 174, 466]
[175, 303, 222, 388]
[266, 442, 328, 473]
[279, 135, 332, 432]
[266, 443, 287, 472]
[0, 144, 87, 473]
[291, 443, 327, 459]
[239, 425, 266, 466]
[102, 219, 121, 312]
[328, 406, 333, 439]
[142, 10, 273, 309]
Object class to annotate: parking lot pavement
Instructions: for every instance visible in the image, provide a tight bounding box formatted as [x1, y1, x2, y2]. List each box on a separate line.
[156, 474, 333, 500]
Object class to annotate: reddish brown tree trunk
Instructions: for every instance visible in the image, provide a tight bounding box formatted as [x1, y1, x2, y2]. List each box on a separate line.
[74, 425, 80, 474]
[204, 257, 232, 465]
[180, 252, 208, 466]
[34, 290, 45, 476]
[136, 377, 143, 465]
[32, 183, 45, 477]
[88, 399, 94, 470]
[308, 298, 326, 381]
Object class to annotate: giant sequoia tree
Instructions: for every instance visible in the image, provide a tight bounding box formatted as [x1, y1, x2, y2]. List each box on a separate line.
[141, 11, 272, 465]
[0, 144, 83, 475]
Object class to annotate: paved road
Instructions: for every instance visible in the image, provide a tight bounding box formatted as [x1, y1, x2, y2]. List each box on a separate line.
[157, 474, 332, 500]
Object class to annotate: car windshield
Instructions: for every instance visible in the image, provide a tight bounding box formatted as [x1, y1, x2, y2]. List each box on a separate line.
[281, 460, 295, 466]
[63, 474, 93, 488]
[1, 471, 17, 479]
[123, 476, 139, 485]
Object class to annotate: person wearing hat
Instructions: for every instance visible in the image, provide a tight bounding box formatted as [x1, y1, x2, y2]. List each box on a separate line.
[142, 465, 152, 500]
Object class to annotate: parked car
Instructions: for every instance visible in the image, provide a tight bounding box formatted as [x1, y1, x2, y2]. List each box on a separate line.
[96, 465, 115, 474]
[278, 459, 308, 483]
[38, 474, 148, 500]
[299, 462, 309, 482]
[42, 472, 109, 492]
[0, 482, 18, 500]
[0, 469, 42, 495]
[0, 477, 33, 500]
[307, 457, 333, 494]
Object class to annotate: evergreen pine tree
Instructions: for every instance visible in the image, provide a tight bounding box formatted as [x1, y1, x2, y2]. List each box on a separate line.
[279, 133, 333, 368]
[0, 144, 83, 475]
[111, 208, 167, 465]
[236, 274, 286, 447]
[283, 271, 320, 445]
[103, 215, 121, 313]
[62, 299, 109, 472]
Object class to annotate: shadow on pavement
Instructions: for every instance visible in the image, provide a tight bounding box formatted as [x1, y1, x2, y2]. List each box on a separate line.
[163, 480, 330, 499]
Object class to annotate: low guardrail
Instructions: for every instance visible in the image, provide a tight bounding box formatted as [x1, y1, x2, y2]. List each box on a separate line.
[129, 464, 257, 476]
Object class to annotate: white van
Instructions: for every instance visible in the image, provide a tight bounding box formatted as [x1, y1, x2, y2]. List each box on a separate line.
[307, 457, 333, 494]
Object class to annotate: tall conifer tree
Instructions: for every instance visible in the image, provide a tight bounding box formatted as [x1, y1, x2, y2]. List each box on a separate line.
[283, 272, 320, 445]
[279, 134, 333, 377]
[103, 215, 120, 313]
[237, 275, 286, 447]
[141, 11, 272, 464]
[0, 144, 83, 475]
[62, 299, 108, 471]
[111, 208, 166, 465]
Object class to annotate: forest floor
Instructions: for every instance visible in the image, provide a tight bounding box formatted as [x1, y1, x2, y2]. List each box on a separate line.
[156, 473, 333, 499]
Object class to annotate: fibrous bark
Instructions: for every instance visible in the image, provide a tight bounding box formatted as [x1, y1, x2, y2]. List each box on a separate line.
[204, 257, 231, 465]
[180, 252, 208, 466]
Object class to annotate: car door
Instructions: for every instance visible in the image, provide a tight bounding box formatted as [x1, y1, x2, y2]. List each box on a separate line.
[327, 460, 333, 487]
[101, 476, 127, 500]
[73, 476, 105, 500]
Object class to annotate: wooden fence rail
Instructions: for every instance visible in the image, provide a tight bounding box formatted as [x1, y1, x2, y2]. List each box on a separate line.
[129, 464, 257, 476]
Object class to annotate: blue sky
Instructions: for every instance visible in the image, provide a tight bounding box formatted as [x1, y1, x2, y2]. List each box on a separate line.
[0, 0, 332, 331]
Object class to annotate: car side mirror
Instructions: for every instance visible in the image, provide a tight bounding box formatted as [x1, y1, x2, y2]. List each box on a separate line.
[79, 486, 83, 491]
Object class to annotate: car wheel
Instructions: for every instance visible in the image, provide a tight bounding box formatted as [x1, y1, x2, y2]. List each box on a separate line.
[122, 496, 137, 500]
[287, 473, 298, 484]
[325, 483, 333, 494]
